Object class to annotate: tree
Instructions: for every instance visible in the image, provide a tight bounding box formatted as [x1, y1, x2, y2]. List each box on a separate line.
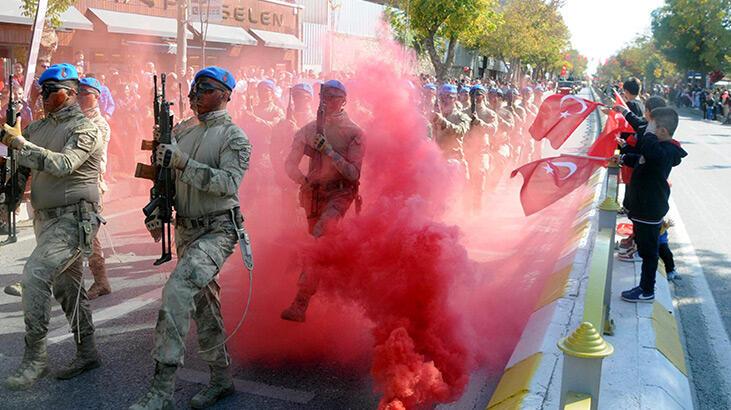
[476, 0, 570, 81]
[594, 36, 678, 86]
[561, 49, 588, 79]
[387, 0, 500, 80]
[651, 0, 731, 74]
[21, 0, 75, 28]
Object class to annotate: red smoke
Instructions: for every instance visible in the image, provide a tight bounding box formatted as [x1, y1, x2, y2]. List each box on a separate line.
[97, 30, 592, 408]
[210, 36, 593, 409]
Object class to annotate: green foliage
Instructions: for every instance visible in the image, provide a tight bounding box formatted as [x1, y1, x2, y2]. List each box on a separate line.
[561, 49, 588, 78]
[651, 0, 731, 73]
[595, 36, 678, 85]
[21, 0, 75, 28]
[477, 0, 570, 77]
[388, 0, 500, 79]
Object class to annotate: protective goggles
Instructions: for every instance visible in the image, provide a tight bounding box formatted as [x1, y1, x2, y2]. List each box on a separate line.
[41, 83, 74, 99]
[191, 81, 228, 97]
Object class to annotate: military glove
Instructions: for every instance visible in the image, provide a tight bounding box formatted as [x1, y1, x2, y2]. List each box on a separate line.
[2, 117, 27, 149]
[313, 133, 332, 153]
[155, 143, 189, 170]
[144, 210, 162, 242]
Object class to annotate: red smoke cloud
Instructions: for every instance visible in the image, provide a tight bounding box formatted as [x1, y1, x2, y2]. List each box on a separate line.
[210, 36, 592, 409]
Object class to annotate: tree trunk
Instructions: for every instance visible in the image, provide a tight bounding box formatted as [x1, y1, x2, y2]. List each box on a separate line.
[423, 33, 458, 81]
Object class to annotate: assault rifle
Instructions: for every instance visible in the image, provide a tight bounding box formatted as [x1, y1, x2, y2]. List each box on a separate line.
[1, 76, 19, 245]
[135, 74, 174, 265]
[285, 86, 293, 122]
[469, 89, 477, 120]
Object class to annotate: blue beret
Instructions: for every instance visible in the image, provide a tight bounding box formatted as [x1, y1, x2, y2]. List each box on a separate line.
[458, 86, 470, 94]
[496, 88, 505, 97]
[488, 87, 498, 95]
[521, 86, 533, 94]
[39, 63, 78, 84]
[470, 85, 487, 95]
[194, 66, 236, 91]
[322, 79, 346, 96]
[439, 84, 458, 95]
[292, 82, 313, 96]
[80, 77, 102, 93]
[257, 79, 276, 91]
[423, 83, 437, 91]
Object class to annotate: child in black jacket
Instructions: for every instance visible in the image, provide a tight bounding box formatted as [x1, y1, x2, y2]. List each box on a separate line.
[614, 107, 688, 302]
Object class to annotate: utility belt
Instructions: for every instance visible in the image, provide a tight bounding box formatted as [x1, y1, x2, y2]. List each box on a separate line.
[300, 179, 361, 218]
[36, 200, 98, 220]
[318, 179, 357, 193]
[36, 200, 99, 257]
[175, 207, 243, 230]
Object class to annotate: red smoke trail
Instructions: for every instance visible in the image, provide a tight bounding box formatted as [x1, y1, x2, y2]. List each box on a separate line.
[210, 35, 594, 409]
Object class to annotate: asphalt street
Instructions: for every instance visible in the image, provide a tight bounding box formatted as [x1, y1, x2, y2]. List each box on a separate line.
[664, 110, 731, 409]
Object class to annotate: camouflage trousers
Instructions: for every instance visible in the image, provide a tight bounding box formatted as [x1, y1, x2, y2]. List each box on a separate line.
[88, 198, 105, 278]
[22, 210, 99, 346]
[298, 192, 354, 297]
[152, 214, 237, 367]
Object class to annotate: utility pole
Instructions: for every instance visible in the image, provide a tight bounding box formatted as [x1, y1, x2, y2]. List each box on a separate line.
[176, 0, 188, 76]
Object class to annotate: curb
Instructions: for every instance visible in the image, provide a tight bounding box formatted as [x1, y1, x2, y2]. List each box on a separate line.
[485, 169, 606, 409]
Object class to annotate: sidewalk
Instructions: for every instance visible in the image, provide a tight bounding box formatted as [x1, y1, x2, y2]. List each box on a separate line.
[598, 214, 693, 409]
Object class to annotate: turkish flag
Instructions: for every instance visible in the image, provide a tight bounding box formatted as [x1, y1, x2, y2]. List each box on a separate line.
[588, 108, 635, 157]
[511, 154, 605, 216]
[529, 94, 600, 149]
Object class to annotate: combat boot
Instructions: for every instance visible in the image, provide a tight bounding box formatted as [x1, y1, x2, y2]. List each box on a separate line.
[3, 281, 22, 297]
[87, 279, 111, 300]
[129, 362, 177, 410]
[280, 291, 312, 323]
[5, 339, 48, 390]
[55, 334, 102, 380]
[87, 259, 111, 300]
[190, 365, 235, 409]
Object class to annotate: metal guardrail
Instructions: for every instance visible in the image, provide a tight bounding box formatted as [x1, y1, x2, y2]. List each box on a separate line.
[558, 87, 620, 410]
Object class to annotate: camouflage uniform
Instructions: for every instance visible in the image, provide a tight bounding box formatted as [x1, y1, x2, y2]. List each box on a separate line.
[5, 103, 103, 389]
[431, 106, 471, 179]
[464, 102, 498, 210]
[152, 109, 250, 368]
[83, 106, 111, 298]
[281, 110, 364, 321]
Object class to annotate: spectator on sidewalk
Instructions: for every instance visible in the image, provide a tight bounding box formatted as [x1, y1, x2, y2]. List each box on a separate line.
[616, 107, 687, 303]
[659, 220, 678, 280]
[86, 73, 115, 122]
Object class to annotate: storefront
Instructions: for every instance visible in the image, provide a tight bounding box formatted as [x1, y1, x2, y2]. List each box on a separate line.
[0, 0, 305, 79]
[0, 1, 92, 77]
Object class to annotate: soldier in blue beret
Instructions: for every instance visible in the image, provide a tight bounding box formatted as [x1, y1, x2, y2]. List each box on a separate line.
[457, 85, 470, 110]
[271, 83, 316, 201]
[2, 63, 105, 388]
[431, 82, 471, 179]
[465, 84, 499, 213]
[78, 77, 113, 300]
[131, 67, 252, 410]
[280, 80, 365, 322]
[239, 79, 284, 172]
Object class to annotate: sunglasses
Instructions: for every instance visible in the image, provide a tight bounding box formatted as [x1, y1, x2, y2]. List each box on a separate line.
[41, 84, 70, 99]
[193, 81, 227, 96]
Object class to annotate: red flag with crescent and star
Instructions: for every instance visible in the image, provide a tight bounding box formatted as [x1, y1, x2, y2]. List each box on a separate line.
[587, 106, 635, 158]
[511, 154, 606, 216]
[529, 94, 600, 149]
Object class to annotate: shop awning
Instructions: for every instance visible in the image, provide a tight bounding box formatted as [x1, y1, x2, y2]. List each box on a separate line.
[188, 22, 257, 46]
[87, 8, 191, 39]
[0, 1, 92, 30]
[249, 29, 306, 50]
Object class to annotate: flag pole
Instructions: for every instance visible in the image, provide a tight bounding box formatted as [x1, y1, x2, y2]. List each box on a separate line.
[562, 153, 611, 161]
[613, 89, 628, 108]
